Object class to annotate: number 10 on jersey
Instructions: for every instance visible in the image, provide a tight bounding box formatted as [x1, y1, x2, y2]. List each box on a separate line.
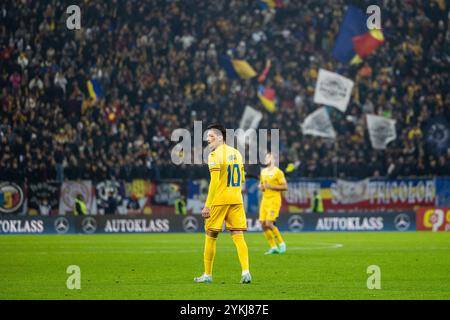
[227, 164, 241, 187]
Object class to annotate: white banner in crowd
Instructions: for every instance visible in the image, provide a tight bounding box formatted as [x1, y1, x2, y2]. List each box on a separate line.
[301, 107, 336, 139]
[239, 105, 263, 130]
[334, 179, 370, 204]
[366, 114, 397, 149]
[58, 180, 96, 215]
[314, 69, 354, 113]
[237, 106, 263, 147]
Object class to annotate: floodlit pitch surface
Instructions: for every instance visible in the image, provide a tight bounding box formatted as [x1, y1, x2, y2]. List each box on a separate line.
[0, 232, 449, 300]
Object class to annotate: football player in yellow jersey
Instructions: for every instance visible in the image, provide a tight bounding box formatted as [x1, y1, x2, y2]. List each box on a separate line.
[194, 123, 251, 284]
[259, 152, 288, 254]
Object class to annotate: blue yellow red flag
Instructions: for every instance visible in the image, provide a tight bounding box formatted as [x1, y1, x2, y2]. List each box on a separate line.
[332, 5, 384, 64]
[258, 85, 276, 113]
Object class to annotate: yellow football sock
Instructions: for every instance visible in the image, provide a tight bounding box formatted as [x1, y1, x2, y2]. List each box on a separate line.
[263, 229, 277, 248]
[204, 235, 217, 275]
[272, 226, 284, 245]
[231, 233, 249, 272]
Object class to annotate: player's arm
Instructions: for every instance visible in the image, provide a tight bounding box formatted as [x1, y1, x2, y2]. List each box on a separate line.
[266, 182, 288, 191]
[203, 152, 220, 217]
[265, 171, 288, 191]
[205, 169, 220, 208]
[258, 172, 265, 192]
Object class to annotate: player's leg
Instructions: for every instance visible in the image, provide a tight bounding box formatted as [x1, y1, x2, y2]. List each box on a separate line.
[194, 206, 225, 283]
[269, 205, 286, 253]
[262, 220, 279, 254]
[260, 204, 278, 253]
[271, 223, 286, 253]
[264, 220, 281, 254]
[227, 204, 251, 284]
[197, 229, 218, 283]
[259, 204, 278, 254]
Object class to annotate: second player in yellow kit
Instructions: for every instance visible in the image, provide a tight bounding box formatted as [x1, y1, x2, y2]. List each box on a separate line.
[259, 153, 288, 254]
[194, 123, 251, 285]
[260, 166, 285, 221]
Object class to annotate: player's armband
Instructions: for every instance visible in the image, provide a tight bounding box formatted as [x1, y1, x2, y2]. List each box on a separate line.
[208, 153, 220, 172]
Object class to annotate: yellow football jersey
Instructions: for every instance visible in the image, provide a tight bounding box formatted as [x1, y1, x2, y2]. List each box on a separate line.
[207, 144, 245, 206]
[260, 167, 286, 204]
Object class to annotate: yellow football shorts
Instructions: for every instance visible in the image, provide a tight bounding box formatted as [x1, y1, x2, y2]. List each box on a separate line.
[259, 200, 281, 222]
[205, 204, 247, 232]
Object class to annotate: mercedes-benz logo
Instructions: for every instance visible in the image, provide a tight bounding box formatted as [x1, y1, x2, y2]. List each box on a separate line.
[288, 215, 304, 232]
[394, 214, 411, 231]
[81, 217, 97, 234]
[54, 217, 70, 234]
[182, 216, 199, 233]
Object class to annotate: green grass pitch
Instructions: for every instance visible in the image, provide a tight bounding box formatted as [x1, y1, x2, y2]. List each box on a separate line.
[1, 232, 449, 300]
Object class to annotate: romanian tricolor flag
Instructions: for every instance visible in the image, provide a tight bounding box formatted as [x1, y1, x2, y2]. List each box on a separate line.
[332, 5, 384, 64]
[258, 85, 276, 113]
[86, 79, 103, 100]
[257, 0, 276, 9]
[219, 56, 257, 80]
[257, 0, 284, 9]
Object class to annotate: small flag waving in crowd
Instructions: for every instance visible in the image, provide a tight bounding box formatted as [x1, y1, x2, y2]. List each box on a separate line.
[219, 55, 257, 80]
[257, 0, 276, 10]
[258, 85, 276, 113]
[332, 5, 384, 64]
[257, 0, 285, 10]
[301, 107, 336, 139]
[285, 161, 301, 173]
[86, 79, 103, 100]
[366, 114, 397, 149]
[314, 69, 354, 113]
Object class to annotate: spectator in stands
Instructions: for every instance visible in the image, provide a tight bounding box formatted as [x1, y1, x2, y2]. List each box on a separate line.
[105, 191, 118, 215]
[74, 194, 87, 216]
[126, 193, 142, 215]
[310, 191, 324, 213]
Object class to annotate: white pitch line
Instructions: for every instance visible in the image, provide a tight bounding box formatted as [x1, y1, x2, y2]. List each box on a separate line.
[3, 242, 344, 255]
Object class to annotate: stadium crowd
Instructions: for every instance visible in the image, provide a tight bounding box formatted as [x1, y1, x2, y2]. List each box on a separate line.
[0, 0, 449, 183]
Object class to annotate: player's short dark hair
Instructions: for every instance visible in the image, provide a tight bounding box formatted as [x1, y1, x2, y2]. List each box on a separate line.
[207, 123, 226, 141]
